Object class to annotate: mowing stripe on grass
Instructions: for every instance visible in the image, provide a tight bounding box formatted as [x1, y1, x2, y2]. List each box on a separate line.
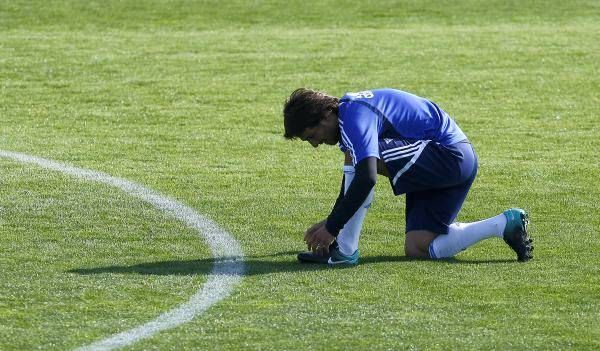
[0, 150, 245, 351]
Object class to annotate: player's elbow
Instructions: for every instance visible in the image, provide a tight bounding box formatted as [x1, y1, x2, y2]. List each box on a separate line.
[354, 156, 378, 189]
[369, 174, 377, 186]
[364, 174, 377, 189]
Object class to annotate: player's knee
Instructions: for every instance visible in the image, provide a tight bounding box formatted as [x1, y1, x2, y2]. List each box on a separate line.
[404, 240, 427, 258]
[405, 230, 437, 258]
[404, 242, 421, 258]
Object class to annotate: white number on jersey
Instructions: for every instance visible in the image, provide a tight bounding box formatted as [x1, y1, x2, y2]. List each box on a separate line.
[347, 90, 374, 99]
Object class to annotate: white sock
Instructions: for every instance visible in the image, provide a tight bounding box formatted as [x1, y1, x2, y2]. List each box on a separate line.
[428, 213, 507, 259]
[337, 165, 374, 256]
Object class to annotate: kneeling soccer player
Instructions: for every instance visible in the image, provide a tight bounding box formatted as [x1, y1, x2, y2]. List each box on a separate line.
[282, 88, 533, 265]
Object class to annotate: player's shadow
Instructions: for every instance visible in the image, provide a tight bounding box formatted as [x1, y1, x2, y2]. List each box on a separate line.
[69, 251, 514, 277]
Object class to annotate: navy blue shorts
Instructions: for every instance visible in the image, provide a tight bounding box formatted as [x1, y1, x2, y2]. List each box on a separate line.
[378, 139, 478, 234]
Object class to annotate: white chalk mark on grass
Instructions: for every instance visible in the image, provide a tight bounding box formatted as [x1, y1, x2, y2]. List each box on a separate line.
[0, 150, 245, 351]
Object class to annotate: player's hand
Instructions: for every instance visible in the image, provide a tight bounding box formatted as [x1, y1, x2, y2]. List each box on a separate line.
[304, 222, 335, 256]
[305, 220, 326, 237]
[304, 220, 326, 255]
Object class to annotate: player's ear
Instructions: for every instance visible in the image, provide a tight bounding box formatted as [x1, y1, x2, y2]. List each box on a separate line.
[320, 111, 330, 124]
[323, 110, 337, 125]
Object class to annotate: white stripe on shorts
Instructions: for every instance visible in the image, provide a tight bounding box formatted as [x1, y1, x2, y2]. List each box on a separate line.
[381, 140, 423, 157]
[391, 140, 430, 186]
[384, 150, 419, 162]
[382, 145, 423, 161]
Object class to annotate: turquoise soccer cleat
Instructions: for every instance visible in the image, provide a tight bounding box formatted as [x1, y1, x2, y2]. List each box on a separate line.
[297, 242, 360, 266]
[297, 242, 337, 264]
[503, 208, 534, 261]
[327, 247, 360, 266]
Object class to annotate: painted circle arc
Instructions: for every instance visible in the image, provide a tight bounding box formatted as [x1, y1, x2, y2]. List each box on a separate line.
[0, 150, 245, 351]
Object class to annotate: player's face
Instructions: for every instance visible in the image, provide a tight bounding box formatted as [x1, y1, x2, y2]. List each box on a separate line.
[300, 112, 339, 148]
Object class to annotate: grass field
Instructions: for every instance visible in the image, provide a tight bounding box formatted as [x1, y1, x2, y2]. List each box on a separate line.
[1, 1, 599, 350]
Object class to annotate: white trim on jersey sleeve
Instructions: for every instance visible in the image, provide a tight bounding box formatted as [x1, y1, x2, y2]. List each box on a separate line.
[340, 105, 380, 166]
[339, 119, 357, 166]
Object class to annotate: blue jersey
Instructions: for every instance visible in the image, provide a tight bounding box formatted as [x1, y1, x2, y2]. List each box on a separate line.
[338, 89, 467, 165]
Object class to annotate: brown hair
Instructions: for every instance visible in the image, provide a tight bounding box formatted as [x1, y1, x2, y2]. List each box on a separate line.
[283, 88, 339, 139]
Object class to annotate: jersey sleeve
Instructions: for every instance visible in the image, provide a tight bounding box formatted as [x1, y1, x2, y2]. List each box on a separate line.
[339, 102, 380, 166]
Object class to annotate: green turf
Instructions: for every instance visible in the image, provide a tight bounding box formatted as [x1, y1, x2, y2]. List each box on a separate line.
[1, 1, 599, 350]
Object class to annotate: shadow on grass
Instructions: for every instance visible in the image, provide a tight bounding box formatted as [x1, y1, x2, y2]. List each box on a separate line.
[69, 251, 515, 276]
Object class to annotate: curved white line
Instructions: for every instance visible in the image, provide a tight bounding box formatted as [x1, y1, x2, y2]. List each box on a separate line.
[0, 150, 245, 350]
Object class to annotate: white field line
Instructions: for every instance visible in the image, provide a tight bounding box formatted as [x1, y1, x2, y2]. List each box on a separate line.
[0, 150, 245, 351]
